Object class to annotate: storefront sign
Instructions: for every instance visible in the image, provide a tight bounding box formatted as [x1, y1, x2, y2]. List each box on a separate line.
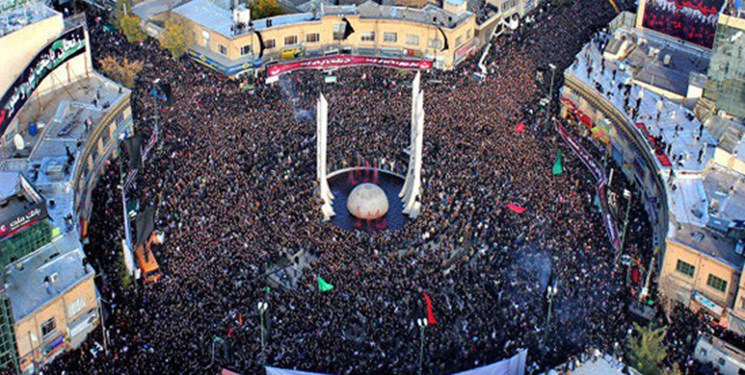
[188, 49, 262, 77]
[0, 201, 48, 239]
[43, 335, 65, 357]
[694, 291, 724, 316]
[454, 40, 476, 63]
[0, 25, 86, 137]
[267, 55, 433, 77]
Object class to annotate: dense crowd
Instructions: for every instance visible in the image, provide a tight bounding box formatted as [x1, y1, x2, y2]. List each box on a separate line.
[38, 0, 705, 374]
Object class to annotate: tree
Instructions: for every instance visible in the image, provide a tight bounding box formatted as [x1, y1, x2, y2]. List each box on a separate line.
[98, 56, 144, 88]
[250, 0, 282, 19]
[120, 14, 146, 43]
[161, 16, 194, 59]
[627, 322, 668, 375]
[112, 0, 134, 28]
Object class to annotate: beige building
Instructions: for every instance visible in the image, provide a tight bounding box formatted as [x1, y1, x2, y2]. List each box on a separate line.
[0, 3, 134, 373]
[134, 0, 538, 77]
[6, 235, 99, 373]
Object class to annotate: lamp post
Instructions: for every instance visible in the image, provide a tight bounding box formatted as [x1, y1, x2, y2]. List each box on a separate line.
[546, 285, 557, 325]
[417, 318, 428, 375]
[546, 63, 557, 124]
[258, 301, 269, 363]
[616, 189, 633, 266]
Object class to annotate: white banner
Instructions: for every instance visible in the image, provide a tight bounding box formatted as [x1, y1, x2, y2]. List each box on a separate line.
[266, 349, 527, 375]
[452, 349, 527, 375]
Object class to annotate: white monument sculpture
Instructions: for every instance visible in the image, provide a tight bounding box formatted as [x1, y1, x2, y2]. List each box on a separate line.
[400, 71, 424, 218]
[347, 183, 389, 219]
[316, 71, 425, 222]
[316, 93, 335, 221]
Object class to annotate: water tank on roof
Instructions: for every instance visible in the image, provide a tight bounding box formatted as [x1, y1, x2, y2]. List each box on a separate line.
[28, 123, 38, 136]
[13, 134, 25, 151]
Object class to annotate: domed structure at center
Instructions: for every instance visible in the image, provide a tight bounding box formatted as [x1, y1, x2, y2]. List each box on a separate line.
[347, 183, 389, 219]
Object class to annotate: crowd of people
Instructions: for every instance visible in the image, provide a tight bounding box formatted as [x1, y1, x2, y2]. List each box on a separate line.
[38, 0, 726, 374]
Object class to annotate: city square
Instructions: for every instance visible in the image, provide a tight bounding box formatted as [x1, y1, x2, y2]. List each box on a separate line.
[0, 0, 743, 374]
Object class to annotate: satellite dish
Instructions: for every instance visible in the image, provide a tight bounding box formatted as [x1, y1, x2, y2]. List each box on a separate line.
[13, 134, 25, 150]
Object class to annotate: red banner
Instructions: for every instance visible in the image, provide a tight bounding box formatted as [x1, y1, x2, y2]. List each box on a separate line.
[267, 55, 433, 77]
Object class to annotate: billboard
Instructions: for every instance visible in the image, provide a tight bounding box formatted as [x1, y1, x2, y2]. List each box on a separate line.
[0, 201, 48, 239]
[267, 55, 433, 78]
[641, 0, 725, 48]
[0, 25, 87, 137]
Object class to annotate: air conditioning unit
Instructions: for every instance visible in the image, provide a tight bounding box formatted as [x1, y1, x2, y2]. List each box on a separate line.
[50, 272, 59, 284]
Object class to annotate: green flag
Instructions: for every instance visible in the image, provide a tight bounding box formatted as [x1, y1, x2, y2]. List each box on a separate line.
[317, 276, 334, 292]
[552, 149, 563, 175]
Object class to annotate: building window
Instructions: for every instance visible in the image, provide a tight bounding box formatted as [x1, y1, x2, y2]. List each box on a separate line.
[284, 35, 298, 46]
[41, 318, 56, 338]
[218, 44, 227, 55]
[67, 297, 86, 317]
[675, 260, 695, 277]
[429, 38, 442, 49]
[707, 274, 728, 293]
[361, 32, 375, 42]
[455, 36, 463, 47]
[306, 33, 320, 43]
[201, 30, 210, 46]
[384, 32, 397, 43]
[406, 35, 419, 46]
[333, 23, 346, 40]
[265, 39, 276, 49]
[240, 45, 252, 55]
[466, 30, 471, 39]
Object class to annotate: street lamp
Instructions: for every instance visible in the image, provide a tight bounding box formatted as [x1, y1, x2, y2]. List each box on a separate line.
[258, 301, 269, 362]
[417, 318, 428, 375]
[546, 63, 557, 124]
[546, 284, 558, 325]
[616, 189, 633, 266]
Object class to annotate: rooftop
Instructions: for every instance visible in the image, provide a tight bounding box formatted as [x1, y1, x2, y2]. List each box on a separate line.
[1, 72, 129, 231]
[0, 2, 58, 37]
[170, 0, 470, 39]
[567, 26, 745, 268]
[4, 233, 93, 321]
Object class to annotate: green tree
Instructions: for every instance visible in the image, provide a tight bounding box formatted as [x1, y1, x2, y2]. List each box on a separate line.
[120, 13, 146, 42]
[160, 16, 194, 59]
[250, 0, 282, 19]
[627, 322, 668, 375]
[112, 0, 134, 28]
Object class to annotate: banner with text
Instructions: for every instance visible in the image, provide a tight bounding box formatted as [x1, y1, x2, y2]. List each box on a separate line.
[0, 25, 87, 136]
[267, 55, 433, 77]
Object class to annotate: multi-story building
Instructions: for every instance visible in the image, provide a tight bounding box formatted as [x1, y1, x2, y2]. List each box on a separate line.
[0, 2, 133, 373]
[704, 9, 745, 120]
[133, 0, 537, 78]
[559, 9, 745, 334]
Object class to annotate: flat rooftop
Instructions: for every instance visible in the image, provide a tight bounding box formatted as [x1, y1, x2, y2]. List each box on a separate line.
[569, 38, 717, 173]
[567, 28, 745, 268]
[1, 73, 129, 230]
[5, 233, 93, 321]
[171, 0, 470, 40]
[0, 171, 44, 230]
[0, 2, 58, 37]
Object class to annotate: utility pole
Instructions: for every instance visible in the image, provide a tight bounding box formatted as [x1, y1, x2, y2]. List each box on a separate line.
[546, 63, 557, 124]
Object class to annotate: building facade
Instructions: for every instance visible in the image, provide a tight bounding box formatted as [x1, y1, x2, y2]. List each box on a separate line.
[0, 3, 134, 373]
[134, 0, 537, 78]
[704, 13, 745, 120]
[559, 12, 745, 334]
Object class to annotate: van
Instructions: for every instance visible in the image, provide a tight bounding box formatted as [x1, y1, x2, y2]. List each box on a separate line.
[135, 232, 163, 283]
